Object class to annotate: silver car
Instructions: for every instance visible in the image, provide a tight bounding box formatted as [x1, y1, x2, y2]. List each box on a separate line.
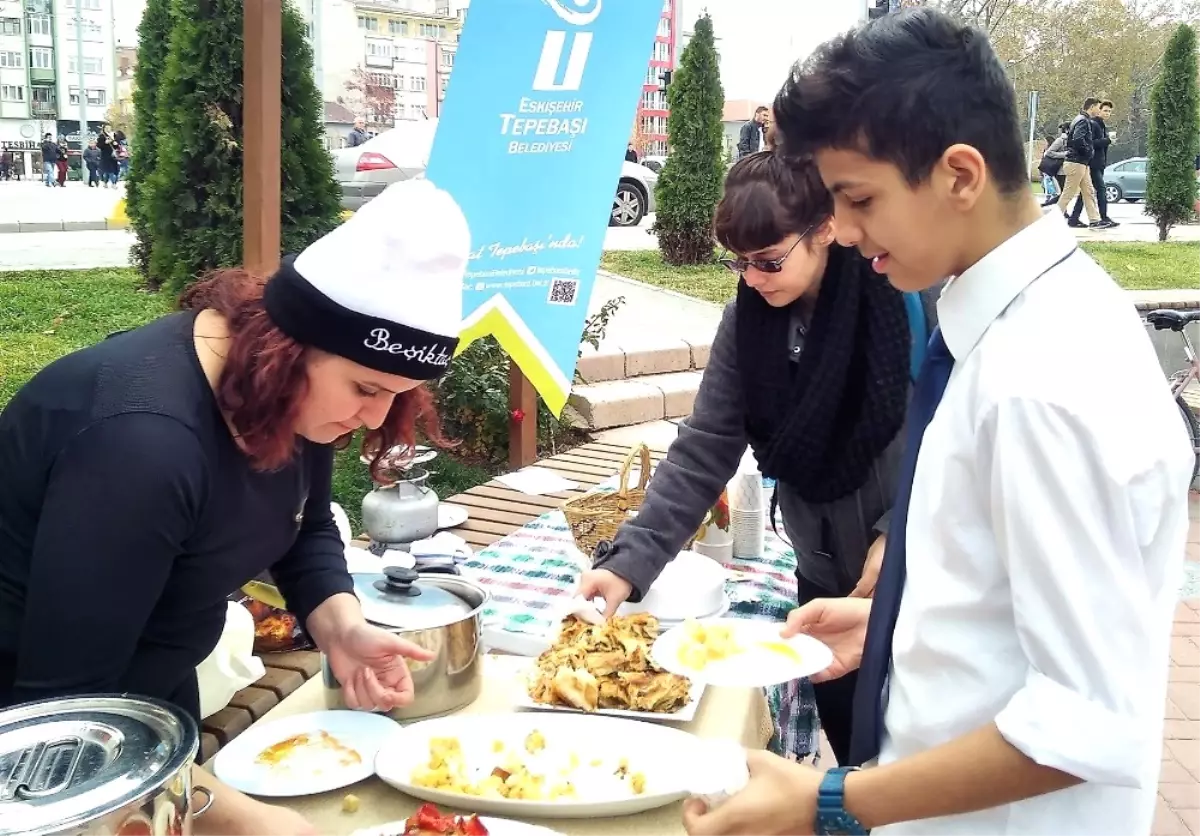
[1103, 156, 1148, 204]
[333, 119, 657, 226]
[332, 121, 437, 212]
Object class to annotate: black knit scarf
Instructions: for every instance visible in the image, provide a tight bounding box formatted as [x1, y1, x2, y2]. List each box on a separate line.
[736, 245, 912, 504]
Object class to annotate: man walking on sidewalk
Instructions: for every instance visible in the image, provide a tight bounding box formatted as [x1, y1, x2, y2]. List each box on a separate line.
[39, 133, 57, 188]
[1056, 97, 1104, 227]
[1069, 99, 1118, 228]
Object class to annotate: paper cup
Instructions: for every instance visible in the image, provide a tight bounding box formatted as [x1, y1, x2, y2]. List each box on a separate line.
[730, 472, 764, 511]
[731, 507, 766, 558]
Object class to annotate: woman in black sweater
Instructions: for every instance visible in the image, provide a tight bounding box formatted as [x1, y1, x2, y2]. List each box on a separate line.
[579, 152, 937, 765]
[0, 180, 468, 833]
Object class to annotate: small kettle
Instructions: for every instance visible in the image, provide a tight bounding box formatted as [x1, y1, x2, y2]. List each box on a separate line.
[362, 466, 440, 546]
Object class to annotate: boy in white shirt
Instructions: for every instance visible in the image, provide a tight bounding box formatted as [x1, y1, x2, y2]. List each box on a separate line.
[682, 8, 1192, 836]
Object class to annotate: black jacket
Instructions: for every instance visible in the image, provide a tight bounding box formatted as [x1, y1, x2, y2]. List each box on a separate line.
[1065, 113, 1094, 165]
[737, 120, 763, 159]
[1089, 116, 1111, 169]
[40, 141, 58, 163]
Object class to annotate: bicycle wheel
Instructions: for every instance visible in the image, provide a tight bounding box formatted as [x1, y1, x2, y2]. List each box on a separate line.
[1177, 396, 1200, 487]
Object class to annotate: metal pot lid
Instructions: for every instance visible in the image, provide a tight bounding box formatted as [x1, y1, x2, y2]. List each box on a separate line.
[352, 566, 477, 630]
[0, 695, 198, 836]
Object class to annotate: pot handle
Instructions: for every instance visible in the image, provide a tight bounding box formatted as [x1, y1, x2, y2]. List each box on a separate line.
[192, 785, 215, 818]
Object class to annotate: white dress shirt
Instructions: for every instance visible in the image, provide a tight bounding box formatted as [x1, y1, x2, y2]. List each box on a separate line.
[878, 210, 1192, 835]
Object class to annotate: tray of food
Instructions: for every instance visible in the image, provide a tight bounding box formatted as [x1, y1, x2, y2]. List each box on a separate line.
[374, 712, 715, 818]
[238, 594, 314, 654]
[516, 613, 702, 722]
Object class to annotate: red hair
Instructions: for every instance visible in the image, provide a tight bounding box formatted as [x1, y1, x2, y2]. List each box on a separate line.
[179, 268, 447, 479]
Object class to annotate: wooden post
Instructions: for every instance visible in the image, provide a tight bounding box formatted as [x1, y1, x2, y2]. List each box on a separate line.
[243, 0, 283, 275]
[508, 360, 538, 470]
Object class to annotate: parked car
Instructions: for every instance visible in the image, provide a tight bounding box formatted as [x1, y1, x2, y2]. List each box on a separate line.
[640, 154, 667, 174]
[1104, 156, 1147, 204]
[333, 119, 657, 226]
[612, 164, 657, 227]
[332, 121, 437, 212]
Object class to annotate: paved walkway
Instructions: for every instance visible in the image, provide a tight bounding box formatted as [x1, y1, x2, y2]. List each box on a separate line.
[1159, 490, 1200, 835]
[0, 180, 125, 228]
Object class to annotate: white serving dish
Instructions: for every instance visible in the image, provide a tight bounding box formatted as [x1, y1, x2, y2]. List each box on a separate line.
[609, 550, 727, 621]
[374, 712, 716, 819]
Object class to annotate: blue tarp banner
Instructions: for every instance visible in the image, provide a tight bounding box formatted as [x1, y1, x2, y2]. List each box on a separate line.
[426, 0, 663, 413]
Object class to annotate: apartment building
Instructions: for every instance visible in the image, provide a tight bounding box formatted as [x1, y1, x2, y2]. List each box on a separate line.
[636, 0, 678, 157]
[296, 0, 461, 146]
[0, 0, 116, 177]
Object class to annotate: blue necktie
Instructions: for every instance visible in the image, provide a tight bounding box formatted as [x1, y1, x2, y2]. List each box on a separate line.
[848, 327, 955, 767]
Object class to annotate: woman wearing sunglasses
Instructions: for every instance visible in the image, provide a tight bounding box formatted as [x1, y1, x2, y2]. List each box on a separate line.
[577, 151, 936, 765]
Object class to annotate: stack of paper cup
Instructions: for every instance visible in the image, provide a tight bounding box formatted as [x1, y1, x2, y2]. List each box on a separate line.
[730, 469, 766, 559]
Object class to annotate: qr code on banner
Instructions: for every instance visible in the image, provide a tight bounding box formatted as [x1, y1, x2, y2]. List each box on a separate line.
[547, 278, 579, 306]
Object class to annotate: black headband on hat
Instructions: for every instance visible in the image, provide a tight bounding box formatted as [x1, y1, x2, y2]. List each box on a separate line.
[263, 256, 459, 380]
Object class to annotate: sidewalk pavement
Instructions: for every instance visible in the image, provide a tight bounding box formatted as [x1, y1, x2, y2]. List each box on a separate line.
[1159, 491, 1200, 835]
[0, 180, 128, 232]
[3, 183, 1198, 242]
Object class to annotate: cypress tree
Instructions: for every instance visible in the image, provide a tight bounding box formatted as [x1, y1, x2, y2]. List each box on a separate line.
[147, 0, 341, 291]
[653, 14, 726, 266]
[1144, 24, 1199, 241]
[125, 0, 171, 283]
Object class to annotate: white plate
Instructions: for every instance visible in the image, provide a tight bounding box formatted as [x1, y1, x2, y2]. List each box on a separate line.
[513, 664, 705, 723]
[374, 712, 713, 818]
[438, 502, 470, 529]
[651, 617, 834, 688]
[353, 817, 564, 836]
[212, 710, 399, 798]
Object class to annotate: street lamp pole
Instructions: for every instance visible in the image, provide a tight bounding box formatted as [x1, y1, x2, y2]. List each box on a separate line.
[74, 12, 87, 148]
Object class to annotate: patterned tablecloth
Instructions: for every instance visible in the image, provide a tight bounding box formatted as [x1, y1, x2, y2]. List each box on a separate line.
[458, 481, 821, 762]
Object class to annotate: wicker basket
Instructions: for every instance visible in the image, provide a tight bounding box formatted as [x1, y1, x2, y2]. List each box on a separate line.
[562, 443, 652, 560]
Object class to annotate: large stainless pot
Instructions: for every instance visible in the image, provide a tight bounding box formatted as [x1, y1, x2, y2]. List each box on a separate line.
[323, 567, 490, 721]
[0, 695, 212, 836]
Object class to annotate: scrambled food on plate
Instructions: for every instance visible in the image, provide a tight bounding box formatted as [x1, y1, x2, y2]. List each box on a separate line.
[401, 803, 488, 835]
[255, 730, 362, 772]
[675, 619, 803, 670]
[528, 614, 690, 713]
[675, 619, 741, 670]
[410, 732, 647, 800]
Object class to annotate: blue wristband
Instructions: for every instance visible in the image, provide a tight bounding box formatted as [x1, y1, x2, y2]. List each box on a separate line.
[814, 766, 868, 836]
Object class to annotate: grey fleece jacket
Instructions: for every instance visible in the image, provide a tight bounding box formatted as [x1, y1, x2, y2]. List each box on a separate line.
[594, 291, 938, 601]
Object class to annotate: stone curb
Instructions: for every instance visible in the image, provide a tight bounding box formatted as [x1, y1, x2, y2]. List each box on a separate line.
[2, 219, 130, 233]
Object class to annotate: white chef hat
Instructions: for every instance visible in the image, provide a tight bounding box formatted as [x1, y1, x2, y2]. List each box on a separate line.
[263, 178, 469, 380]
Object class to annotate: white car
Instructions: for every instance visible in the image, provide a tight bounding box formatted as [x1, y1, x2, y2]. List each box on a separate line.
[333, 119, 657, 226]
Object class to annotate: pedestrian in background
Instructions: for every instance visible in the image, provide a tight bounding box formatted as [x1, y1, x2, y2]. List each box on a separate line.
[40, 133, 58, 187]
[83, 141, 101, 187]
[1055, 97, 1103, 226]
[55, 137, 69, 187]
[1069, 99, 1118, 228]
[1038, 122, 1069, 207]
[347, 117, 370, 148]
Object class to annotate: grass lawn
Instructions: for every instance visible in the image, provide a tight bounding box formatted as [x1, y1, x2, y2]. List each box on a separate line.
[0, 268, 491, 534]
[601, 240, 1200, 303]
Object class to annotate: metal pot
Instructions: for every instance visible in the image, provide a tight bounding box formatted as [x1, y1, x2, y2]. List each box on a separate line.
[323, 567, 489, 720]
[0, 695, 212, 836]
[361, 467, 440, 546]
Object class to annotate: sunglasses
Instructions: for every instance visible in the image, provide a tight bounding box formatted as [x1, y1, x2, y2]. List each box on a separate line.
[718, 226, 812, 275]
